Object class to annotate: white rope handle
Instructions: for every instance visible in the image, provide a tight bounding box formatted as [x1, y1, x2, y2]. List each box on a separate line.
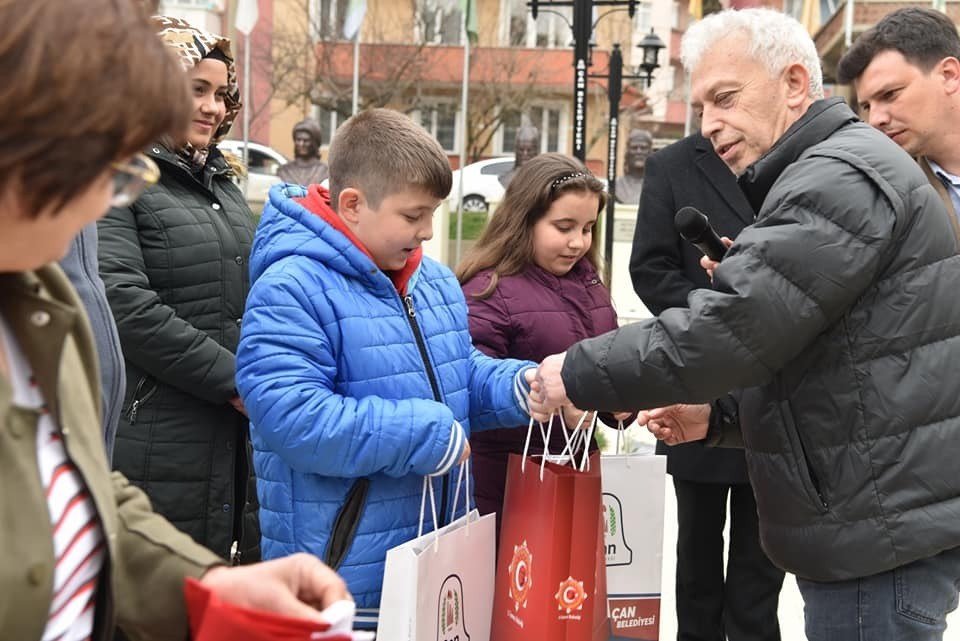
[449, 459, 471, 522]
[417, 475, 441, 549]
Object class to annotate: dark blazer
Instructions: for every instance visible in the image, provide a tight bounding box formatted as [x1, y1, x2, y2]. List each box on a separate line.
[629, 133, 751, 484]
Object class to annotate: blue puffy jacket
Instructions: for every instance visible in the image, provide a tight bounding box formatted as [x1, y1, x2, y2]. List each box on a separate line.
[236, 184, 532, 625]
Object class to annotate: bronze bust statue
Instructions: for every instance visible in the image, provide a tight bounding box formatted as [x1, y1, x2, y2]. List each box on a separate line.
[614, 129, 653, 205]
[499, 124, 541, 188]
[277, 117, 330, 186]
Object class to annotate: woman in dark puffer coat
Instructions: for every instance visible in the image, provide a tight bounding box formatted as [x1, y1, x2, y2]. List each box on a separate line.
[97, 16, 259, 564]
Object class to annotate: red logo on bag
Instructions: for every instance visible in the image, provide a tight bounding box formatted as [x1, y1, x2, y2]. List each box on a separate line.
[555, 576, 587, 614]
[507, 540, 533, 611]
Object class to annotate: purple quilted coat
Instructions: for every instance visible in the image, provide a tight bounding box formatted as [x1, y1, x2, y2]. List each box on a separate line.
[461, 259, 620, 531]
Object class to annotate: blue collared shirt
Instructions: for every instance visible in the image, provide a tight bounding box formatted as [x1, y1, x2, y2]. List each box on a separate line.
[928, 159, 960, 224]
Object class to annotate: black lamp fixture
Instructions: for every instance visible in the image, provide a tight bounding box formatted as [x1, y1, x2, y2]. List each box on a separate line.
[637, 27, 666, 86]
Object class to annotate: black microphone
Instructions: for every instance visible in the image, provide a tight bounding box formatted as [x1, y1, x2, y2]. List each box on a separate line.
[674, 206, 727, 261]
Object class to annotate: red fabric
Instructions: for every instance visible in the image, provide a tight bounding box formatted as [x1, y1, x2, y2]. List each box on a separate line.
[491, 452, 608, 641]
[183, 577, 350, 641]
[294, 185, 422, 295]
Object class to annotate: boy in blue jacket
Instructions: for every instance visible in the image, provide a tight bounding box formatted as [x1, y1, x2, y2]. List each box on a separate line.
[236, 108, 537, 629]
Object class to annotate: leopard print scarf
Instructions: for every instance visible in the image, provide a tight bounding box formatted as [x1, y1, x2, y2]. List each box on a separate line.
[154, 15, 241, 167]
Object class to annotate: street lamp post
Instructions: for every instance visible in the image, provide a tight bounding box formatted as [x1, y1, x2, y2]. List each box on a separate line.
[530, 0, 640, 162]
[597, 30, 664, 283]
[527, 0, 664, 282]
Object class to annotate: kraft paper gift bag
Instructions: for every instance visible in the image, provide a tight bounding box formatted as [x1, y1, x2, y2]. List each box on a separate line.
[602, 424, 667, 640]
[491, 417, 608, 641]
[377, 462, 496, 641]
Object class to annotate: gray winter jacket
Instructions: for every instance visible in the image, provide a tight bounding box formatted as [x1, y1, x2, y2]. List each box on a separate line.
[562, 98, 960, 582]
[59, 223, 125, 461]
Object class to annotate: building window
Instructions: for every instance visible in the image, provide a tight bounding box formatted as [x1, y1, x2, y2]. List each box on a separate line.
[500, 106, 564, 154]
[310, 0, 350, 41]
[633, 1, 653, 33]
[315, 99, 352, 146]
[501, 0, 570, 48]
[418, 103, 459, 152]
[416, 0, 463, 45]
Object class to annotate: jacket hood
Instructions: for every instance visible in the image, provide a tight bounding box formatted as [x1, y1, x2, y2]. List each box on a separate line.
[153, 15, 241, 144]
[739, 97, 857, 214]
[251, 183, 418, 297]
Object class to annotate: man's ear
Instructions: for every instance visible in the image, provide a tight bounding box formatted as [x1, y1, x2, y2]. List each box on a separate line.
[338, 187, 363, 224]
[784, 62, 811, 107]
[938, 56, 960, 96]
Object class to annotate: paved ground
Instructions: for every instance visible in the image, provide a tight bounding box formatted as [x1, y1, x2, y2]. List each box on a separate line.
[605, 424, 960, 641]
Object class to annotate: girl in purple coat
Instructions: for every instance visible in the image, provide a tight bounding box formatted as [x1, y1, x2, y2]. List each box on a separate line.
[456, 153, 631, 532]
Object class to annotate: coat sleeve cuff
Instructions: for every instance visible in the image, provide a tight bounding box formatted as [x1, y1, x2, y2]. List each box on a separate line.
[704, 394, 745, 449]
[514, 367, 535, 415]
[431, 421, 466, 476]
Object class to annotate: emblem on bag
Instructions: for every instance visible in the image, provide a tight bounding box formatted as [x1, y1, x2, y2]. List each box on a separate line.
[437, 575, 470, 641]
[507, 540, 533, 611]
[603, 493, 634, 567]
[555, 575, 588, 615]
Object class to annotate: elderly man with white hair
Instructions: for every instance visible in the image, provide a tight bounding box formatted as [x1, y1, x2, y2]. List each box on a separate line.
[530, 8, 960, 640]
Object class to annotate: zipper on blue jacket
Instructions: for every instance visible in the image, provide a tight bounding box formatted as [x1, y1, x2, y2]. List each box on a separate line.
[402, 294, 450, 524]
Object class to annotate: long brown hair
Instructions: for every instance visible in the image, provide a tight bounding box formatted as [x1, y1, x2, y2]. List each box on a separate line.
[455, 153, 606, 298]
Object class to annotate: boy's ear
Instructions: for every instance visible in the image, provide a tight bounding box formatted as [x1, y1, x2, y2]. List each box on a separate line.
[338, 187, 363, 224]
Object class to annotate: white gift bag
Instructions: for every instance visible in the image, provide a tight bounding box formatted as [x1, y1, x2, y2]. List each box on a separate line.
[601, 426, 667, 641]
[377, 462, 496, 641]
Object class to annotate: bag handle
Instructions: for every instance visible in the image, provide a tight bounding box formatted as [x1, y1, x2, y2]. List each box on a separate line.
[448, 459, 471, 523]
[417, 460, 472, 551]
[521, 410, 598, 479]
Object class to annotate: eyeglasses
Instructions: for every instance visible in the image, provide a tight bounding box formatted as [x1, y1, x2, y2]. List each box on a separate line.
[110, 153, 160, 208]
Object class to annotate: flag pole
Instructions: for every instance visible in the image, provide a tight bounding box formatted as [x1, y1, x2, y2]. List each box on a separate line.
[843, 0, 854, 47]
[234, 0, 259, 197]
[242, 30, 251, 198]
[455, 8, 471, 265]
[352, 30, 360, 115]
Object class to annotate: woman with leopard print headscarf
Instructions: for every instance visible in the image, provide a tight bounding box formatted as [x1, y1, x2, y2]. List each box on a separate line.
[97, 16, 261, 568]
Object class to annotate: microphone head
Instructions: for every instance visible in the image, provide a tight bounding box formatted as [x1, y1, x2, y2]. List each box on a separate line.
[674, 206, 709, 241]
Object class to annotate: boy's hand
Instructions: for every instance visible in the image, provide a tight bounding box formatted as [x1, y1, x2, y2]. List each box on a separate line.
[524, 367, 551, 423]
[458, 440, 472, 464]
[534, 353, 570, 416]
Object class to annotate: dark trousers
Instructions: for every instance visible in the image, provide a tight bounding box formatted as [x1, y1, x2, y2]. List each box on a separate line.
[673, 478, 784, 641]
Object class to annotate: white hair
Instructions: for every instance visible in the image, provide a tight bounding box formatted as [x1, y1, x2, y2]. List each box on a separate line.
[681, 8, 824, 99]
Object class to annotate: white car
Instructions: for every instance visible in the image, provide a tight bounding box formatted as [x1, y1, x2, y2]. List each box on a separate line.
[448, 157, 515, 214]
[217, 140, 288, 206]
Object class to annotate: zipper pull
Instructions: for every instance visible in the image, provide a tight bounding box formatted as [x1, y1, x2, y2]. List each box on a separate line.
[403, 295, 416, 318]
[127, 400, 140, 425]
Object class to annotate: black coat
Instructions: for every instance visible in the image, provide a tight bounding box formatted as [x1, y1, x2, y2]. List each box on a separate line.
[629, 133, 752, 484]
[565, 99, 960, 581]
[98, 143, 260, 562]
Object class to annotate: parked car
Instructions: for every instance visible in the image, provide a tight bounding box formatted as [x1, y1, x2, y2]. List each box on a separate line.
[218, 140, 288, 206]
[448, 157, 515, 214]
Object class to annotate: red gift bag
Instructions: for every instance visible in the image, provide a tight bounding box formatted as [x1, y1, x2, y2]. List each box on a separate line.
[184, 577, 352, 641]
[491, 418, 608, 641]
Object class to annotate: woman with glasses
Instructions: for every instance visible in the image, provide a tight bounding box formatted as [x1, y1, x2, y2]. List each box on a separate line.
[0, 2, 349, 639]
[97, 15, 260, 566]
